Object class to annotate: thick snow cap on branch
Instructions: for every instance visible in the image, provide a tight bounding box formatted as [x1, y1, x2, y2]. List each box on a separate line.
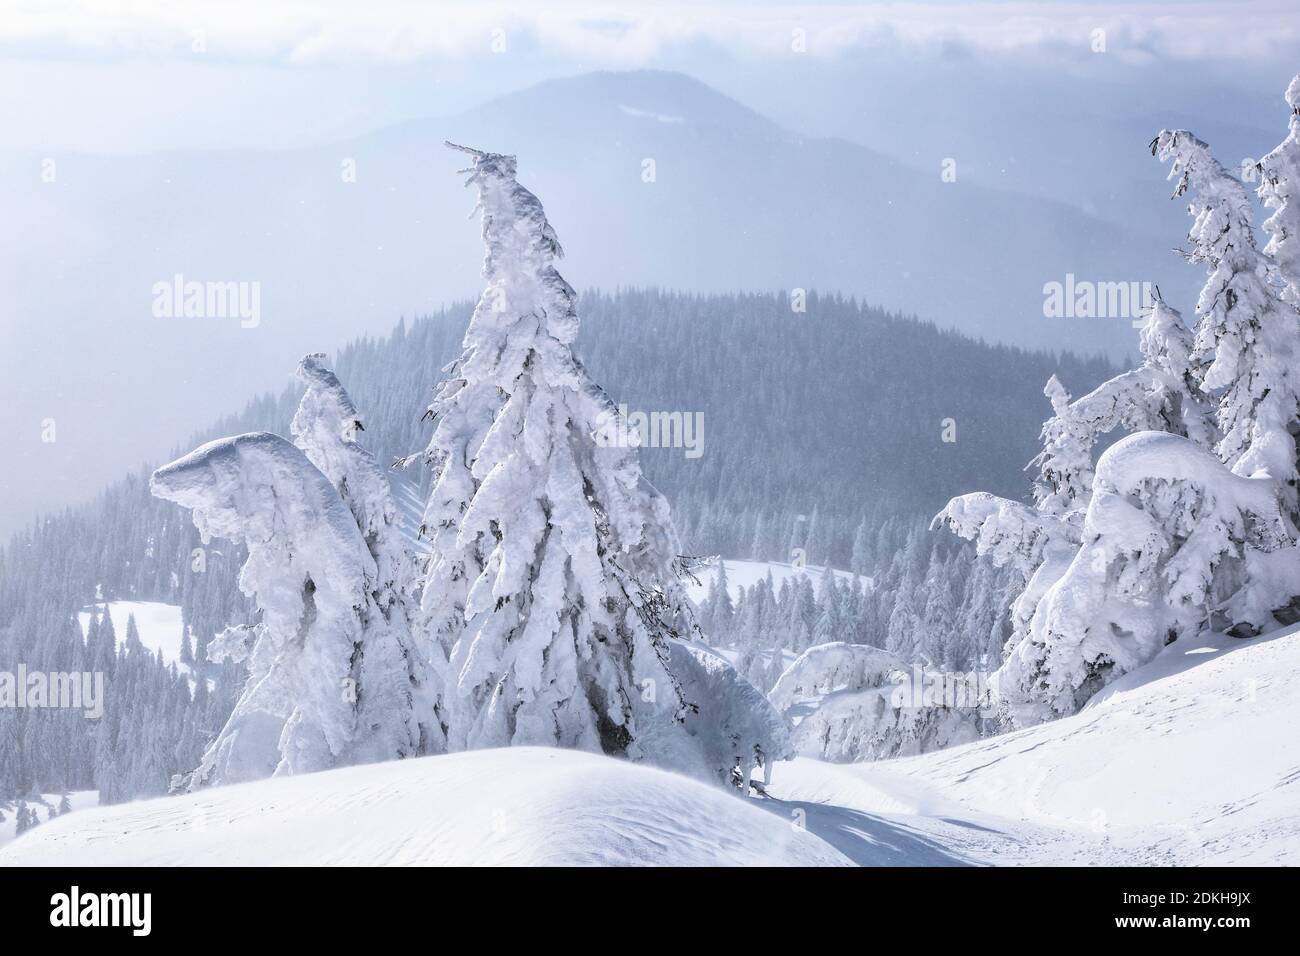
[151, 432, 375, 631]
[1153, 128, 1300, 515]
[1028, 298, 1210, 516]
[151, 433, 387, 786]
[932, 492, 1074, 578]
[996, 430, 1289, 727]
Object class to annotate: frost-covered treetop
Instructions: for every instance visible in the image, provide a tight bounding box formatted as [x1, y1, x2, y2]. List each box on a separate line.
[292, 351, 400, 557]
[151, 431, 375, 641]
[1152, 130, 1228, 202]
[1155, 126, 1300, 507]
[446, 141, 578, 352]
[295, 353, 362, 431]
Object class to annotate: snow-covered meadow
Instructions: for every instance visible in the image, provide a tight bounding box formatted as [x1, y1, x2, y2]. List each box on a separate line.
[77, 602, 185, 669]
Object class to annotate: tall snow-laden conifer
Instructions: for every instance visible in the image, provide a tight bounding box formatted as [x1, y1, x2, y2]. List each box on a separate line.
[1155, 129, 1300, 521]
[935, 100, 1300, 728]
[416, 145, 778, 781]
[1258, 75, 1300, 307]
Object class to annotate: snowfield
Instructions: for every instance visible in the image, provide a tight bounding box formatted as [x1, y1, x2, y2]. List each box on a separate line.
[873, 624, 1300, 864]
[0, 792, 98, 850]
[0, 748, 848, 866]
[684, 558, 866, 606]
[5, 622, 1298, 866]
[763, 623, 1300, 865]
[77, 601, 186, 669]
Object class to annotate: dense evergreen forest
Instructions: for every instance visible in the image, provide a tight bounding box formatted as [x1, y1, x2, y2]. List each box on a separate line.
[0, 289, 1117, 802]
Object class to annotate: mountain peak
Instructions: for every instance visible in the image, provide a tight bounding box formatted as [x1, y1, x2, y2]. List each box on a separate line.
[465, 69, 779, 135]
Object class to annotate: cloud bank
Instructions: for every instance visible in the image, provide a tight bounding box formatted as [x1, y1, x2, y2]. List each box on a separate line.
[2, 1, 1296, 67]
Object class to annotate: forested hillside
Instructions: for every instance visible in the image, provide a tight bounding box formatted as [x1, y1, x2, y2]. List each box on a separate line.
[327, 289, 1119, 563]
[0, 288, 1117, 802]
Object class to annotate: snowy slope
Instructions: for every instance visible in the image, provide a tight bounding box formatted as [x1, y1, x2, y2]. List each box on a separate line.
[78, 601, 185, 668]
[762, 624, 1300, 865]
[879, 625, 1300, 863]
[0, 748, 849, 867]
[0, 792, 98, 849]
[0, 790, 98, 853]
[9, 626, 1297, 866]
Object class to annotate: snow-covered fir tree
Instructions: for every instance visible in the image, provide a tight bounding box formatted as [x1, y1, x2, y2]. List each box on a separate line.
[995, 431, 1289, 724]
[936, 97, 1300, 727]
[291, 353, 443, 757]
[412, 144, 782, 782]
[1154, 128, 1300, 521]
[152, 430, 418, 787]
[1257, 75, 1300, 308]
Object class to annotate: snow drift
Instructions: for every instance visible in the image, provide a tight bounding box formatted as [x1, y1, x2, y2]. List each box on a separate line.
[0, 748, 848, 867]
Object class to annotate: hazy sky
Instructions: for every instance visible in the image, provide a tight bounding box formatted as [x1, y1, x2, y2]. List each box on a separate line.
[3, 0, 1300, 536]
[2, 1, 1297, 155]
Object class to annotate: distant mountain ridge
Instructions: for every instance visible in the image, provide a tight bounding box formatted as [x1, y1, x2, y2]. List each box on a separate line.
[3, 68, 1169, 533]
